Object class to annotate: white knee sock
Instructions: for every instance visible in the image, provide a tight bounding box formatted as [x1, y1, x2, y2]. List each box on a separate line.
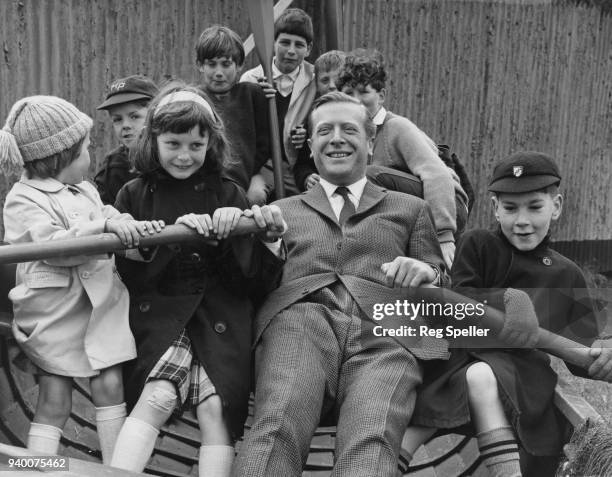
[27, 422, 63, 454]
[198, 445, 234, 477]
[95, 403, 127, 464]
[110, 416, 159, 472]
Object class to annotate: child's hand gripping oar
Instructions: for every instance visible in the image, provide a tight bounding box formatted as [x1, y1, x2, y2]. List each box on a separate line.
[0, 216, 261, 265]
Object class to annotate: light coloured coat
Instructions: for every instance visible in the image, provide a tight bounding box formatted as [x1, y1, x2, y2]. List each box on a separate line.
[3, 177, 136, 377]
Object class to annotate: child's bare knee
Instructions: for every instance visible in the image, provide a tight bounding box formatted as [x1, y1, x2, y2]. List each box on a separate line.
[465, 362, 498, 401]
[145, 383, 177, 414]
[37, 389, 72, 421]
[91, 369, 124, 404]
[196, 395, 224, 423]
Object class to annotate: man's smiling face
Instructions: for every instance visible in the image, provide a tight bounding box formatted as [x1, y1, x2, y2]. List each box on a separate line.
[308, 101, 373, 186]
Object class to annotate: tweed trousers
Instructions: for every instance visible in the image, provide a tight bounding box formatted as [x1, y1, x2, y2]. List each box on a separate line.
[232, 285, 422, 477]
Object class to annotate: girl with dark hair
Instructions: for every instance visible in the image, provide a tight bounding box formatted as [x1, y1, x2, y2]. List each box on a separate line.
[110, 83, 284, 477]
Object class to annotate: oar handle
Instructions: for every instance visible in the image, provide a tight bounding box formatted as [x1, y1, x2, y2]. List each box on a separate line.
[0, 217, 260, 265]
[246, 0, 285, 199]
[421, 285, 594, 369]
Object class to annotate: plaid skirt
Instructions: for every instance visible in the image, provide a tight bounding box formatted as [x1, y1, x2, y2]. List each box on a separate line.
[147, 328, 217, 412]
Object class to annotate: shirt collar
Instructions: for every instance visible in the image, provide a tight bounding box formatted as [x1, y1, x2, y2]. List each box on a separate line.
[319, 176, 368, 202]
[372, 106, 387, 126]
[272, 58, 301, 82]
[19, 175, 68, 193]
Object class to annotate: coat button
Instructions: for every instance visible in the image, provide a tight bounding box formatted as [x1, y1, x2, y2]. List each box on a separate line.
[302, 288, 310, 295]
[214, 322, 227, 334]
[196, 287, 204, 294]
[337, 243, 342, 250]
[139, 301, 151, 312]
[190, 253, 201, 263]
[81, 271, 90, 279]
[542, 257, 552, 266]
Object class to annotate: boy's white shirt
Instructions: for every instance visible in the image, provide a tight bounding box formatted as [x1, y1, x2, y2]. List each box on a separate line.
[272, 60, 301, 93]
[372, 106, 387, 126]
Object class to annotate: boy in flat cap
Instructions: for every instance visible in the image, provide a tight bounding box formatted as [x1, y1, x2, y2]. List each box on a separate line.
[95, 75, 158, 204]
[402, 151, 612, 476]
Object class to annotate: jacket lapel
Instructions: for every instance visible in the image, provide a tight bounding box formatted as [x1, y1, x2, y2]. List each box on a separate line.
[301, 183, 338, 226]
[354, 181, 386, 217]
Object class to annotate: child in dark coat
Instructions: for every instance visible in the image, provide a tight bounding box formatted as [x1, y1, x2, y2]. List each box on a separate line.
[195, 25, 271, 205]
[109, 83, 285, 477]
[405, 152, 612, 477]
[95, 75, 158, 204]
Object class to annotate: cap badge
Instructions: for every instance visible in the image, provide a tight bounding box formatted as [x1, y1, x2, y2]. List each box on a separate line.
[513, 166, 523, 177]
[542, 257, 552, 266]
[110, 81, 126, 92]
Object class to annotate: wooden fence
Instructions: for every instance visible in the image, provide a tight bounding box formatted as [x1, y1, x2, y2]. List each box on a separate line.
[1, 0, 611, 246]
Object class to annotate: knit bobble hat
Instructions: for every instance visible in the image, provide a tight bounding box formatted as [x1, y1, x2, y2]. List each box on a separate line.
[0, 95, 93, 170]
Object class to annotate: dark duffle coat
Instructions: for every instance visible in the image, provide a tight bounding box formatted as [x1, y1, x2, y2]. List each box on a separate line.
[412, 228, 600, 457]
[114, 168, 282, 439]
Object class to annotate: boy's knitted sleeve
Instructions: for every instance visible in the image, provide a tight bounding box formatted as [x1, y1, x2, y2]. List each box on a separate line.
[383, 116, 457, 243]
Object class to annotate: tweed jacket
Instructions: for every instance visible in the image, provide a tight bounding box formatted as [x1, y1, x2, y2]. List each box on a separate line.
[256, 181, 450, 360]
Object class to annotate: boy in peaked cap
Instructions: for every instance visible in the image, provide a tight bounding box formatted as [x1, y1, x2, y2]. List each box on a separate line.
[95, 75, 158, 204]
[404, 151, 612, 476]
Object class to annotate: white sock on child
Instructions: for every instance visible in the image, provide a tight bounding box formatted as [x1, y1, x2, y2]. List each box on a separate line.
[198, 445, 234, 477]
[27, 422, 62, 454]
[110, 416, 159, 472]
[95, 403, 127, 464]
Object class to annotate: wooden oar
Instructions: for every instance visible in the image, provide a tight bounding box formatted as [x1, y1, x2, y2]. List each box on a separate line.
[0, 234, 597, 370]
[416, 285, 595, 369]
[246, 0, 285, 199]
[324, 0, 344, 51]
[0, 217, 259, 265]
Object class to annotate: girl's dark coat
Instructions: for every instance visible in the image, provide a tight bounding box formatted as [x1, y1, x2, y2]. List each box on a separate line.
[114, 170, 282, 438]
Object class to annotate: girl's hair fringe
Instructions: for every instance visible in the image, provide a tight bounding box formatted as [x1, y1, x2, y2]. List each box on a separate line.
[131, 81, 232, 176]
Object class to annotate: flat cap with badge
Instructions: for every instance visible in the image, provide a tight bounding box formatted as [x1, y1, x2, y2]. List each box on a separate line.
[488, 151, 561, 193]
[97, 75, 158, 111]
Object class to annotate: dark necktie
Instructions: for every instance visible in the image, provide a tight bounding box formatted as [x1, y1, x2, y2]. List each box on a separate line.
[335, 186, 356, 225]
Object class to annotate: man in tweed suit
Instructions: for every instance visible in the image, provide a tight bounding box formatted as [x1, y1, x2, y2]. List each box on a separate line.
[233, 92, 449, 477]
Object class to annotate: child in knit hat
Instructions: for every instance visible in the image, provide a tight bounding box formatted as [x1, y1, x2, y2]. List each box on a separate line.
[0, 95, 163, 462]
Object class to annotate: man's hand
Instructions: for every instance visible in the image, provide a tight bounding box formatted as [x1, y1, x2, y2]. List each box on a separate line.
[243, 204, 287, 242]
[588, 338, 612, 382]
[381, 257, 436, 288]
[440, 241, 455, 269]
[304, 173, 320, 190]
[105, 219, 165, 247]
[256, 76, 277, 99]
